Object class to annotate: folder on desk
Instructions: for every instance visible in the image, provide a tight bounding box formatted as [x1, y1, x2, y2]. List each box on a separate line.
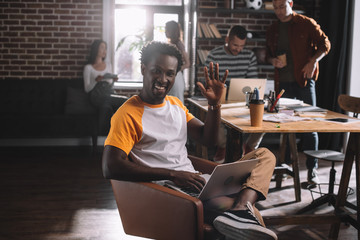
[287, 105, 327, 113]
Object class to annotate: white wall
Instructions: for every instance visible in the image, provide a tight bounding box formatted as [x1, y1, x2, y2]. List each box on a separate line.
[348, 0, 360, 97]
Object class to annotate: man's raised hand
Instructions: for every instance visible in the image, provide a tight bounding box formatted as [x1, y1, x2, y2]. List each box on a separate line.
[196, 62, 228, 105]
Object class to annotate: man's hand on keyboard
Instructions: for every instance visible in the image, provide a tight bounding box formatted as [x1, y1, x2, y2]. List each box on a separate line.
[170, 171, 206, 193]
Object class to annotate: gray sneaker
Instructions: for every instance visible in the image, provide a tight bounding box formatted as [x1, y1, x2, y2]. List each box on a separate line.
[307, 169, 320, 185]
[213, 202, 278, 240]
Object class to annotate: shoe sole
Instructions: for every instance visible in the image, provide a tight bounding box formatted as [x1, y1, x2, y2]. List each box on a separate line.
[214, 215, 278, 240]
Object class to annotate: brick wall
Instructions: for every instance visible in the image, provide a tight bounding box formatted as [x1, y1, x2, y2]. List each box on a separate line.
[0, 0, 103, 80]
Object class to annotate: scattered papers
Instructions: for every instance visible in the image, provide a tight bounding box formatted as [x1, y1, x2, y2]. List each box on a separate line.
[324, 118, 360, 124]
[263, 113, 312, 123]
[290, 105, 327, 113]
[295, 112, 327, 118]
[279, 98, 304, 106]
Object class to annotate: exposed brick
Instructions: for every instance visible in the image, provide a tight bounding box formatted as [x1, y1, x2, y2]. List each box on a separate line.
[60, 15, 76, 20]
[60, 4, 76, 9]
[10, 26, 25, 31]
[43, 26, 58, 31]
[37, 32, 52, 37]
[52, 55, 68, 60]
[26, 26, 42, 31]
[54, 9, 70, 14]
[26, 14, 42, 20]
[43, 15, 59, 20]
[43, 4, 60, 9]
[71, 9, 86, 15]
[44, 49, 59, 54]
[71, 21, 86, 26]
[54, 66, 68, 71]
[21, 65, 36, 71]
[44, 38, 59, 43]
[36, 55, 51, 60]
[27, 71, 43, 76]
[43, 71, 59, 77]
[5, 8, 21, 14]
[20, 20, 37, 25]
[39, 9, 54, 14]
[10, 49, 26, 54]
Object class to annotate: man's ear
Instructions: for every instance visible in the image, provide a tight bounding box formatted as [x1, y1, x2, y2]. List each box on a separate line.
[225, 36, 229, 45]
[141, 63, 145, 75]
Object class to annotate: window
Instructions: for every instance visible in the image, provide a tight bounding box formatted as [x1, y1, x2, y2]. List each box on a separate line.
[113, 3, 183, 81]
[115, 0, 181, 6]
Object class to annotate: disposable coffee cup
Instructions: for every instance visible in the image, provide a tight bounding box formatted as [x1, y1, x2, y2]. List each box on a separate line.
[277, 53, 287, 66]
[249, 99, 265, 127]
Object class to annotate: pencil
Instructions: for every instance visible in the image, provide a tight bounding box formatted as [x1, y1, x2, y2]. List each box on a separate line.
[270, 89, 285, 112]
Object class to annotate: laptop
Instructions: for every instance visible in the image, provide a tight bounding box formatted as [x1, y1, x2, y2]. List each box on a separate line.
[227, 78, 267, 101]
[165, 159, 259, 201]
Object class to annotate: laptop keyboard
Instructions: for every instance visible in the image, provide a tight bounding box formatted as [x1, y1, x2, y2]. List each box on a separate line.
[179, 187, 200, 197]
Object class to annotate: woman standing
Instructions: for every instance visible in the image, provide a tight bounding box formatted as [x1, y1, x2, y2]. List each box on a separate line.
[84, 39, 126, 134]
[165, 21, 191, 103]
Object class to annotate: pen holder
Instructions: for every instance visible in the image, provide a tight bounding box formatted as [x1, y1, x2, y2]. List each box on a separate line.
[267, 98, 279, 113]
[245, 91, 253, 107]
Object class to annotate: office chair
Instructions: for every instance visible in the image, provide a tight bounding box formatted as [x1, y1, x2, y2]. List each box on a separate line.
[296, 94, 360, 214]
[110, 155, 225, 240]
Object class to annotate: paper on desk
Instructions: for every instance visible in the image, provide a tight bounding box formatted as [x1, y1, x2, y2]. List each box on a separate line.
[263, 113, 312, 123]
[295, 112, 327, 118]
[279, 98, 304, 106]
[221, 102, 247, 109]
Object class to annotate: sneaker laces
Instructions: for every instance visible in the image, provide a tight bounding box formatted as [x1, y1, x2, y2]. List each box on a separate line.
[246, 201, 261, 225]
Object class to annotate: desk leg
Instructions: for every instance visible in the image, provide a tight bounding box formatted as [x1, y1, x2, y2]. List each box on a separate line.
[275, 133, 288, 188]
[288, 133, 301, 202]
[274, 133, 301, 202]
[225, 126, 242, 163]
[329, 133, 360, 240]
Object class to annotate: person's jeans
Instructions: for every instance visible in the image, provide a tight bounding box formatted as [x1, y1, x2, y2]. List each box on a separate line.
[280, 80, 318, 170]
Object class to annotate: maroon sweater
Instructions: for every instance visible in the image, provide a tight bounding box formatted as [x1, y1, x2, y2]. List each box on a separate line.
[266, 12, 331, 93]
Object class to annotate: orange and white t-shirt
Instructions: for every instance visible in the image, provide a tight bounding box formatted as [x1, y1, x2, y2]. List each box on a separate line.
[105, 95, 197, 173]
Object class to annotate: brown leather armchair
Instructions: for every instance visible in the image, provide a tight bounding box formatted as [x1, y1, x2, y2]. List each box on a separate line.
[110, 155, 223, 240]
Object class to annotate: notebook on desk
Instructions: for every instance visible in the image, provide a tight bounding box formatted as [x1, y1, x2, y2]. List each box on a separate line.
[165, 159, 259, 201]
[227, 78, 267, 101]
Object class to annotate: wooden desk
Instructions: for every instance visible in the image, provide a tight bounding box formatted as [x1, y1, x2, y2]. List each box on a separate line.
[187, 98, 360, 239]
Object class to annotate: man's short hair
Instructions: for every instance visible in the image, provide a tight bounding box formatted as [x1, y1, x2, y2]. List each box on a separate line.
[228, 25, 247, 40]
[140, 41, 183, 73]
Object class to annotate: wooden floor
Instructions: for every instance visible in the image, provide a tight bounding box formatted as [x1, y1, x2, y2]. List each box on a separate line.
[0, 146, 357, 240]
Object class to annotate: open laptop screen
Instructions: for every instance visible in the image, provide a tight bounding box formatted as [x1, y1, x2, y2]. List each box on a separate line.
[227, 78, 267, 101]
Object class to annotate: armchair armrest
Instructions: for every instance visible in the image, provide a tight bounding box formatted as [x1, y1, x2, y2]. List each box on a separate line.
[111, 179, 204, 240]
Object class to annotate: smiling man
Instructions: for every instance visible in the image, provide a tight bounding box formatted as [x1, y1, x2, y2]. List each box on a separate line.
[102, 41, 277, 239]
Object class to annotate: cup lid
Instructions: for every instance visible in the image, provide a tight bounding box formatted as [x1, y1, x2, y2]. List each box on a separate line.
[250, 99, 265, 104]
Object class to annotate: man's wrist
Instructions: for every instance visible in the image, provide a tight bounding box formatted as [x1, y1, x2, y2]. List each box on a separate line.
[208, 103, 221, 110]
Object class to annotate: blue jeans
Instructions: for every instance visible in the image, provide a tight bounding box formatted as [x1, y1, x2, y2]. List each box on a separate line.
[280, 80, 319, 170]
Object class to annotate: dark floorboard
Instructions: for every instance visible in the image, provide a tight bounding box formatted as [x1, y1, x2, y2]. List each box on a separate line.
[0, 146, 357, 240]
